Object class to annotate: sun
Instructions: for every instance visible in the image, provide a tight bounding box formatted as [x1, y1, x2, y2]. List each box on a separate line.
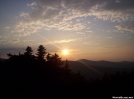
[62, 49, 69, 55]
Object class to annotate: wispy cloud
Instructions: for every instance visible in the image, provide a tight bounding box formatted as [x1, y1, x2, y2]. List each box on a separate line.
[12, 0, 134, 37]
[27, 2, 37, 7]
[106, 37, 113, 39]
[5, 27, 10, 30]
[44, 38, 82, 45]
[10, 38, 20, 43]
[20, 12, 29, 18]
[83, 42, 99, 46]
[115, 22, 134, 33]
[23, 39, 35, 42]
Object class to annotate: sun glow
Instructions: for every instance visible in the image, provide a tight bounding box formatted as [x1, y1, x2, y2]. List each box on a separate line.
[62, 49, 69, 55]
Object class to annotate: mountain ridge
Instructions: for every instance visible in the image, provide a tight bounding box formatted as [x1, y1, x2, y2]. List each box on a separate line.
[64, 59, 134, 79]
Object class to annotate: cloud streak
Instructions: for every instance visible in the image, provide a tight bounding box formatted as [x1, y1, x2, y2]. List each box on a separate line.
[43, 38, 82, 45]
[5, 27, 10, 30]
[20, 12, 29, 18]
[115, 22, 134, 33]
[13, 0, 134, 36]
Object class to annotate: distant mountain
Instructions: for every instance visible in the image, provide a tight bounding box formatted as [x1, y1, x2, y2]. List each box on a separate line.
[77, 59, 134, 68]
[64, 59, 134, 80]
[0, 58, 7, 62]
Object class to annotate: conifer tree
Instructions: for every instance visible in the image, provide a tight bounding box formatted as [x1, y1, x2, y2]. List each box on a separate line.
[50, 53, 63, 67]
[24, 46, 33, 56]
[37, 45, 46, 60]
[64, 59, 71, 76]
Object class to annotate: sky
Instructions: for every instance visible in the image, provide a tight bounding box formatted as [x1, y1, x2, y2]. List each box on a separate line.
[0, 0, 134, 61]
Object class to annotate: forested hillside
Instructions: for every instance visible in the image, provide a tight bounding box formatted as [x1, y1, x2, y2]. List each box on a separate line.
[0, 45, 134, 98]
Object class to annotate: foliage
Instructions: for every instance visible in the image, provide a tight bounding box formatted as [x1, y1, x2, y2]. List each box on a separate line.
[36, 45, 46, 60]
[24, 46, 33, 56]
[1, 45, 134, 98]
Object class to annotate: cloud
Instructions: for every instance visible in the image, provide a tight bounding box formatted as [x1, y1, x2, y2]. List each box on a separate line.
[44, 38, 82, 45]
[106, 37, 113, 39]
[14, 19, 85, 36]
[23, 39, 35, 42]
[83, 42, 99, 46]
[92, 0, 134, 22]
[13, 0, 134, 36]
[14, 20, 43, 36]
[11, 38, 20, 43]
[20, 12, 29, 18]
[115, 22, 134, 33]
[77, 32, 85, 34]
[58, 22, 85, 31]
[5, 27, 10, 29]
[26, 0, 134, 22]
[86, 30, 93, 33]
[103, 0, 134, 11]
[27, 2, 37, 7]
[0, 37, 20, 44]
[27, 2, 37, 9]
[4, 38, 20, 44]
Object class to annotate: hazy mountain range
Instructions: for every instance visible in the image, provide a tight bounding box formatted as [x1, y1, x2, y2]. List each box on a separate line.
[66, 59, 134, 79]
[1, 58, 134, 80]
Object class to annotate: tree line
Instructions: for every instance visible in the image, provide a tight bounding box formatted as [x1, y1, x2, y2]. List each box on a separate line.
[0, 45, 134, 98]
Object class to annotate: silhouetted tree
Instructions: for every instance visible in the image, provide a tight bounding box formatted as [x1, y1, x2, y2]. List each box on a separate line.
[49, 53, 63, 67]
[7, 53, 13, 58]
[36, 45, 46, 60]
[2, 45, 134, 98]
[46, 53, 51, 61]
[64, 59, 71, 76]
[24, 46, 33, 56]
[65, 59, 69, 70]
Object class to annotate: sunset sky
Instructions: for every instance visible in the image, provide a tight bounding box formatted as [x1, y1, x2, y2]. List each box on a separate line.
[0, 0, 134, 61]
